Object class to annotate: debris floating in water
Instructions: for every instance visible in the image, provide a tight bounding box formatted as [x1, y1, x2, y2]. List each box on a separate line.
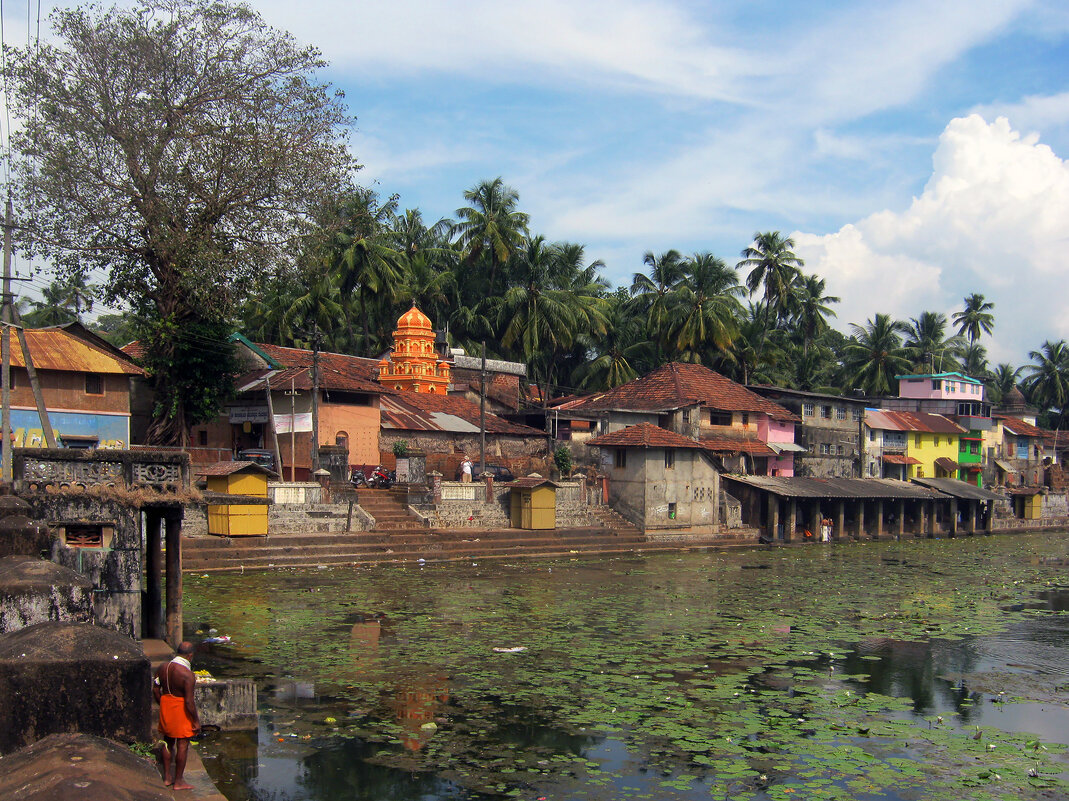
[492, 646, 527, 653]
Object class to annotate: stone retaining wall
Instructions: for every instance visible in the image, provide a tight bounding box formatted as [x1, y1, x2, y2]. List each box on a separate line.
[431, 479, 604, 529]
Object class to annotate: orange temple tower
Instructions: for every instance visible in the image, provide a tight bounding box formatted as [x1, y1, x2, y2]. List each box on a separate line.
[377, 304, 451, 394]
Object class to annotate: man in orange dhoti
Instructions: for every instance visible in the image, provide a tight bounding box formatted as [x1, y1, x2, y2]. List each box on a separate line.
[153, 641, 201, 790]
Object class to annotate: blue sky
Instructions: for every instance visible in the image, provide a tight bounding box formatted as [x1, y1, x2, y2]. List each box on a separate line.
[9, 1, 1069, 366]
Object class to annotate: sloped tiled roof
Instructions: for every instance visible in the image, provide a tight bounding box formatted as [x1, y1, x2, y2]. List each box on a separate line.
[381, 392, 544, 436]
[564, 363, 797, 421]
[587, 422, 709, 450]
[865, 409, 967, 435]
[237, 365, 390, 396]
[996, 415, 1043, 438]
[195, 460, 272, 477]
[15, 328, 143, 375]
[253, 342, 382, 383]
[700, 430, 777, 456]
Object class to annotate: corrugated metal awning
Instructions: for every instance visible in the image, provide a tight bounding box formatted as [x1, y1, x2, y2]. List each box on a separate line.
[768, 442, 806, 454]
[934, 457, 959, 472]
[994, 459, 1016, 473]
[882, 454, 920, 465]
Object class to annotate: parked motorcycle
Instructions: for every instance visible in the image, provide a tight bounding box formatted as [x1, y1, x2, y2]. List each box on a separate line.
[349, 467, 370, 488]
[368, 466, 395, 489]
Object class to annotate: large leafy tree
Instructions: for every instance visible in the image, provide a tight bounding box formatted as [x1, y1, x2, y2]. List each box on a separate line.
[8, 0, 355, 444]
[953, 293, 995, 344]
[1023, 340, 1069, 423]
[843, 314, 911, 396]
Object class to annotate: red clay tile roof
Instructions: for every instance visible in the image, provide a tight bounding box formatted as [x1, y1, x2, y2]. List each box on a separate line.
[699, 431, 777, 456]
[120, 340, 146, 362]
[564, 362, 798, 421]
[253, 343, 383, 383]
[865, 409, 967, 434]
[996, 415, 1043, 438]
[382, 392, 544, 437]
[587, 422, 709, 449]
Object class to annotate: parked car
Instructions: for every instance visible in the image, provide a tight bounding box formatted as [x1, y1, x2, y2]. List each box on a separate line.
[237, 449, 277, 474]
[456, 463, 515, 482]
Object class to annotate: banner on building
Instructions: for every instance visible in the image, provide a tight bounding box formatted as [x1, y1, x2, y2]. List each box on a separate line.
[274, 413, 313, 434]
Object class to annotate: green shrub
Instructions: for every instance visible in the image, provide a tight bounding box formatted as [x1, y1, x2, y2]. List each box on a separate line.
[553, 446, 573, 477]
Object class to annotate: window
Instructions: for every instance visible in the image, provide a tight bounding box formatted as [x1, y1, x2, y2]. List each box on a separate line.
[85, 373, 104, 395]
[682, 409, 690, 426]
[853, 408, 863, 421]
[709, 411, 732, 426]
[915, 434, 922, 447]
[668, 502, 677, 520]
[64, 524, 105, 548]
[837, 445, 844, 455]
[869, 430, 876, 442]
[741, 413, 749, 425]
[802, 402, 814, 417]
[820, 405, 831, 418]
[665, 450, 675, 469]
[932, 379, 941, 390]
[835, 407, 846, 421]
[820, 443, 831, 455]
[614, 449, 627, 469]
[198, 430, 208, 447]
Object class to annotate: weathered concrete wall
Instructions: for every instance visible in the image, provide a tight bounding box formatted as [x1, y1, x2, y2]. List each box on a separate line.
[0, 732, 176, 801]
[0, 556, 94, 633]
[195, 677, 257, 730]
[380, 431, 546, 459]
[721, 491, 744, 529]
[28, 495, 143, 638]
[639, 450, 719, 535]
[431, 479, 606, 529]
[0, 622, 152, 753]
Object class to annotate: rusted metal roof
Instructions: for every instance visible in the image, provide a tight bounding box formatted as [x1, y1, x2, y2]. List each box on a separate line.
[934, 457, 960, 473]
[13, 328, 143, 375]
[722, 475, 942, 499]
[882, 454, 920, 465]
[909, 477, 1003, 500]
[866, 409, 966, 434]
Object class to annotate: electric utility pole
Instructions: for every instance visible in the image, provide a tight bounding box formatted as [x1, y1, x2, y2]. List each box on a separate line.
[1, 199, 13, 482]
[311, 325, 321, 473]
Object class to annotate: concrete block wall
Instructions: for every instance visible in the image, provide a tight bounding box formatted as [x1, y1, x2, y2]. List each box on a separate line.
[431, 480, 603, 529]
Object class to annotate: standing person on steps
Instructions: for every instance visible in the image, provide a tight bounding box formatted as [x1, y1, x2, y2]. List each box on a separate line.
[153, 641, 202, 790]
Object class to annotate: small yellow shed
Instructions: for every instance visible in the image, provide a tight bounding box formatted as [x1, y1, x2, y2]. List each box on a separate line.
[509, 476, 559, 530]
[198, 461, 273, 537]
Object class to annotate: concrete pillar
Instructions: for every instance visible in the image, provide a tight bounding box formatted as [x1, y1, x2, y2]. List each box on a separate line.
[429, 471, 442, 505]
[875, 500, 884, 540]
[145, 511, 163, 640]
[927, 500, 936, 538]
[855, 501, 865, 540]
[164, 512, 183, 649]
[785, 499, 797, 542]
[985, 500, 994, 532]
[949, 498, 958, 537]
[836, 501, 845, 542]
[767, 494, 780, 541]
[916, 501, 925, 538]
[810, 504, 822, 542]
[897, 499, 905, 539]
[484, 474, 494, 503]
[967, 501, 977, 534]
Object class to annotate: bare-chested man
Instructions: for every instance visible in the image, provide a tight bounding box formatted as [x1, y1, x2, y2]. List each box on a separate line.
[153, 641, 201, 790]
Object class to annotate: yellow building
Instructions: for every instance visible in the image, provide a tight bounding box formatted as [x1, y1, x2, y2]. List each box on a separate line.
[867, 409, 967, 480]
[377, 304, 451, 394]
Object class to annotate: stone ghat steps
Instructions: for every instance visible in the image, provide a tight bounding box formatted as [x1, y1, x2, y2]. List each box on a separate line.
[181, 528, 740, 572]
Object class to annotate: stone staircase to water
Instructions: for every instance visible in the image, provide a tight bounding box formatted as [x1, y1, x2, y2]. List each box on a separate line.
[182, 488, 756, 572]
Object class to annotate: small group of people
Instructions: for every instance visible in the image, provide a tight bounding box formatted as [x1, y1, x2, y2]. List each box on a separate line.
[153, 641, 202, 790]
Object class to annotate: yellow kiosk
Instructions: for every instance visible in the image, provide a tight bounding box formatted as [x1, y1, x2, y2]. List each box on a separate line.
[198, 461, 274, 537]
[509, 476, 559, 530]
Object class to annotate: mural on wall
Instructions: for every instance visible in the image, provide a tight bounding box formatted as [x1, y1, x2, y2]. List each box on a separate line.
[9, 409, 130, 449]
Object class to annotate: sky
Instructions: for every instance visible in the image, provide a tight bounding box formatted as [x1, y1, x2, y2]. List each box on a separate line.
[5, 0, 1069, 367]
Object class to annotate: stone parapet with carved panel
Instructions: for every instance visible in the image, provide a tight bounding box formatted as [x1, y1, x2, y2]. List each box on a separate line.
[12, 448, 190, 492]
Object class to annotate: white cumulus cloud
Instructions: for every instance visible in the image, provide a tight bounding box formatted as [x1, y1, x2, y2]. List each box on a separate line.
[794, 114, 1069, 365]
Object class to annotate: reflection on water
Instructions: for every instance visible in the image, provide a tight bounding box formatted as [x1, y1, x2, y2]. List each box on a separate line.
[189, 533, 1069, 801]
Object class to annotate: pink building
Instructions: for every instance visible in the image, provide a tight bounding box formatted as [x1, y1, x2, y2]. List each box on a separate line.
[897, 372, 984, 402]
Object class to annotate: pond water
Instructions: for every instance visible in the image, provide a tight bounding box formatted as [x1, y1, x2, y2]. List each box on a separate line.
[184, 532, 1069, 801]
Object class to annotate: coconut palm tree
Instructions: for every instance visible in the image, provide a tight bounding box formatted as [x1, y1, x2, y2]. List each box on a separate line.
[739, 231, 804, 333]
[630, 249, 685, 362]
[24, 280, 78, 327]
[987, 363, 1023, 406]
[578, 290, 652, 390]
[453, 177, 530, 299]
[1023, 340, 1069, 420]
[952, 293, 995, 344]
[843, 314, 911, 396]
[666, 252, 743, 359]
[959, 343, 989, 379]
[790, 273, 839, 357]
[903, 311, 964, 373]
